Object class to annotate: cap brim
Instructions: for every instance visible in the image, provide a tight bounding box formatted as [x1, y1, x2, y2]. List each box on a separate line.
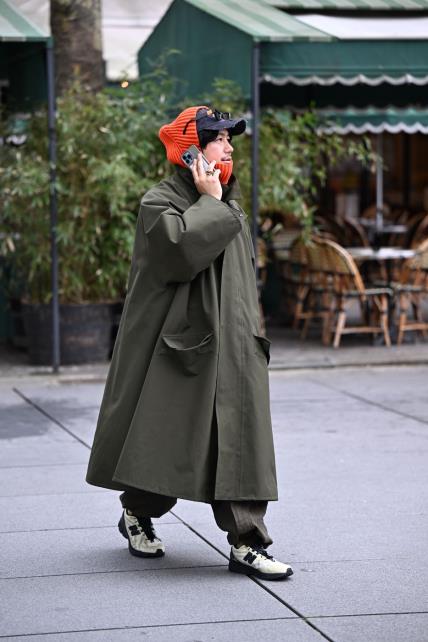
[200, 117, 246, 136]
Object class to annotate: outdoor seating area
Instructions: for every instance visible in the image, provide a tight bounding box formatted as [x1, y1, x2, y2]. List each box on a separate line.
[274, 219, 428, 348]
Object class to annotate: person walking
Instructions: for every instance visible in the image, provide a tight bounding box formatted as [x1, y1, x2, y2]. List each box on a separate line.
[86, 106, 293, 581]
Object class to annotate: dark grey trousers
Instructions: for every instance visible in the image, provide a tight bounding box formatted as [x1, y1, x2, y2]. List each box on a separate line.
[120, 489, 273, 548]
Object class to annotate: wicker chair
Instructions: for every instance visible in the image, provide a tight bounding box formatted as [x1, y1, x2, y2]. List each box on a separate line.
[410, 214, 428, 249]
[393, 239, 428, 345]
[317, 238, 392, 348]
[281, 236, 311, 331]
[361, 203, 391, 221]
[301, 237, 335, 344]
[405, 212, 427, 248]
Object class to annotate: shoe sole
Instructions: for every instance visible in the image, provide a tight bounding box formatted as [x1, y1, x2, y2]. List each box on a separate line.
[228, 557, 293, 581]
[118, 514, 165, 558]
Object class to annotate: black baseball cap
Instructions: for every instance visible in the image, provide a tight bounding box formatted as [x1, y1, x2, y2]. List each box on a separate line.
[183, 107, 246, 137]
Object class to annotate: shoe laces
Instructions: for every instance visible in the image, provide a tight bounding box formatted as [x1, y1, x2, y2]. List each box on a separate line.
[252, 544, 274, 560]
[135, 516, 157, 542]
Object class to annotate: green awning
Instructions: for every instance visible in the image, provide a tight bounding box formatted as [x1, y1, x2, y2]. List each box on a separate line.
[138, 0, 334, 99]
[264, 0, 428, 9]
[138, 0, 428, 98]
[183, 0, 334, 41]
[262, 40, 428, 86]
[0, 0, 49, 42]
[317, 106, 428, 134]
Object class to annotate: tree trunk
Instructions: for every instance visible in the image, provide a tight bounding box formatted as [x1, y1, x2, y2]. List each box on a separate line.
[50, 0, 104, 95]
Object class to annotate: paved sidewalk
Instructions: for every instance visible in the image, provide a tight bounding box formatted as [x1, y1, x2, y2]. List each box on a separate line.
[1, 366, 428, 640]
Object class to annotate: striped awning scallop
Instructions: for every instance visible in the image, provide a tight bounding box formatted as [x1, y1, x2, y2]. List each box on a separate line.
[316, 106, 428, 134]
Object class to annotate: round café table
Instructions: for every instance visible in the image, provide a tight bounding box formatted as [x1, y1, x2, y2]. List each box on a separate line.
[346, 246, 417, 343]
[346, 247, 415, 262]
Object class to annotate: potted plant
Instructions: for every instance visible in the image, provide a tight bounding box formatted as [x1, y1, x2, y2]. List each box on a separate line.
[0, 75, 173, 365]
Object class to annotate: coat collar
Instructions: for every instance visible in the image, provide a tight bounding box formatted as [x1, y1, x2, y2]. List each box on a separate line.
[175, 166, 242, 203]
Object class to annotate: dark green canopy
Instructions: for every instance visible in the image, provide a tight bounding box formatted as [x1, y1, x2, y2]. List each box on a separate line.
[138, 0, 333, 99]
[138, 0, 428, 99]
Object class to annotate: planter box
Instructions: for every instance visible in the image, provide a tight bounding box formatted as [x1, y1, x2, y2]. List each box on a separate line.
[22, 303, 115, 365]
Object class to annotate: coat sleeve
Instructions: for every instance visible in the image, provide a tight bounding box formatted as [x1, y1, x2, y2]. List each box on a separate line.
[141, 192, 243, 283]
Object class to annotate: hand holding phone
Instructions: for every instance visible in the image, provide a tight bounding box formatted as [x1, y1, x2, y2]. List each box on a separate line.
[181, 145, 210, 171]
[185, 148, 222, 200]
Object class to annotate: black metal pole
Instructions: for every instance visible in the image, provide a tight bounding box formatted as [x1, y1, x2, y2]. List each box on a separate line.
[46, 40, 60, 372]
[403, 134, 411, 209]
[251, 41, 260, 281]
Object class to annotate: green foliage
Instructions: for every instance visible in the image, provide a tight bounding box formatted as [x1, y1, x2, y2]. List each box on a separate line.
[0, 71, 374, 304]
[0, 74, 173, 304]
[258, 108, 375, 236]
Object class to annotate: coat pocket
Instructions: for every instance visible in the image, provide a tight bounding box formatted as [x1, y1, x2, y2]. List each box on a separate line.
[160, 331, 214, 376]
[254, 334, 271, 365]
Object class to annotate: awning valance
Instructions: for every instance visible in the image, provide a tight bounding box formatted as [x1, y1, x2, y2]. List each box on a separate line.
[264, 0, 428, 9]
[317, 106, 428, 134]
[261, 40, 428, 86]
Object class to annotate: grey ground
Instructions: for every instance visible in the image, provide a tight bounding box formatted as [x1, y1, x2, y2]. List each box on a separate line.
[1, 361, 428, 641]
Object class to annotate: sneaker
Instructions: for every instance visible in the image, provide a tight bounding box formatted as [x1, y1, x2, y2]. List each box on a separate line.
[229, 544, 293, 581]
[118, 510, 165, 558]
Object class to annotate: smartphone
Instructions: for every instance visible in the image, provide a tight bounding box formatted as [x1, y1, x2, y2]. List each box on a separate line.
[181, 145, 210, 171]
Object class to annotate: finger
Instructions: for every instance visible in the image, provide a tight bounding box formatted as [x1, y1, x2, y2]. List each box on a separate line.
[190, 158, 199, 180]
[197, 153, 206, 177]
[208, 160, 216, 173]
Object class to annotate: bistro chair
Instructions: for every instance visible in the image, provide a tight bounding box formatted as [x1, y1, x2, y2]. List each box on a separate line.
[361, 203, 391, 221]
[343, 217, 370, 248]
[314, 215, 344, 245]
[318, 238, 392, 348]
[278, 236, 311, 330]
[392, 239, 428, 345]
[410, 214, 428, 249]
[404, 211, 427, 248]
[387, 208, 410, 248]
[301, 237, 335, 344]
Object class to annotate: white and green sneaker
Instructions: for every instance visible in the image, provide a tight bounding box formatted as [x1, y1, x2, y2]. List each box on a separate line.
[118, 510, 165, 558]
[229, 544, 293, 580]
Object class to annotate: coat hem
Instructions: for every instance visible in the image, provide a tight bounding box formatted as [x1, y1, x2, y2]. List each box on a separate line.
[88, 474, 278, 503]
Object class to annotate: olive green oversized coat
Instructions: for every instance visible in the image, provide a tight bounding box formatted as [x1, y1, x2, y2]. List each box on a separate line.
[86, 167, 277, 502]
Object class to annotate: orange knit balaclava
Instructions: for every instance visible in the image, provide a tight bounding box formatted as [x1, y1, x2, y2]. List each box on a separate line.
[159, 106, 233, 185]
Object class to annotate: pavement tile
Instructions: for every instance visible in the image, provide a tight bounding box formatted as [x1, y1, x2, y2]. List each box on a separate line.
[0, 464, 105, 497]
[0, 440, 89, 467]
[264, 501, 428, 563]
[175, 503, 428, 568]
[268, 375, 343, 402]
[0, 492, 179, 533]
[0, 401, 71, 442]
[1, 368, 428, 641]
[0, 393, 88, 467]
[258, 558, 428, 617]
[13, 383, 103, 445]
[15, 382, 104, 407]
[0, 567, 290, 637]
[309, 367, 428, 423]
[309, 613, 428, 642]
[6, 618, 323, 641]
[0, 523, 224, 579]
